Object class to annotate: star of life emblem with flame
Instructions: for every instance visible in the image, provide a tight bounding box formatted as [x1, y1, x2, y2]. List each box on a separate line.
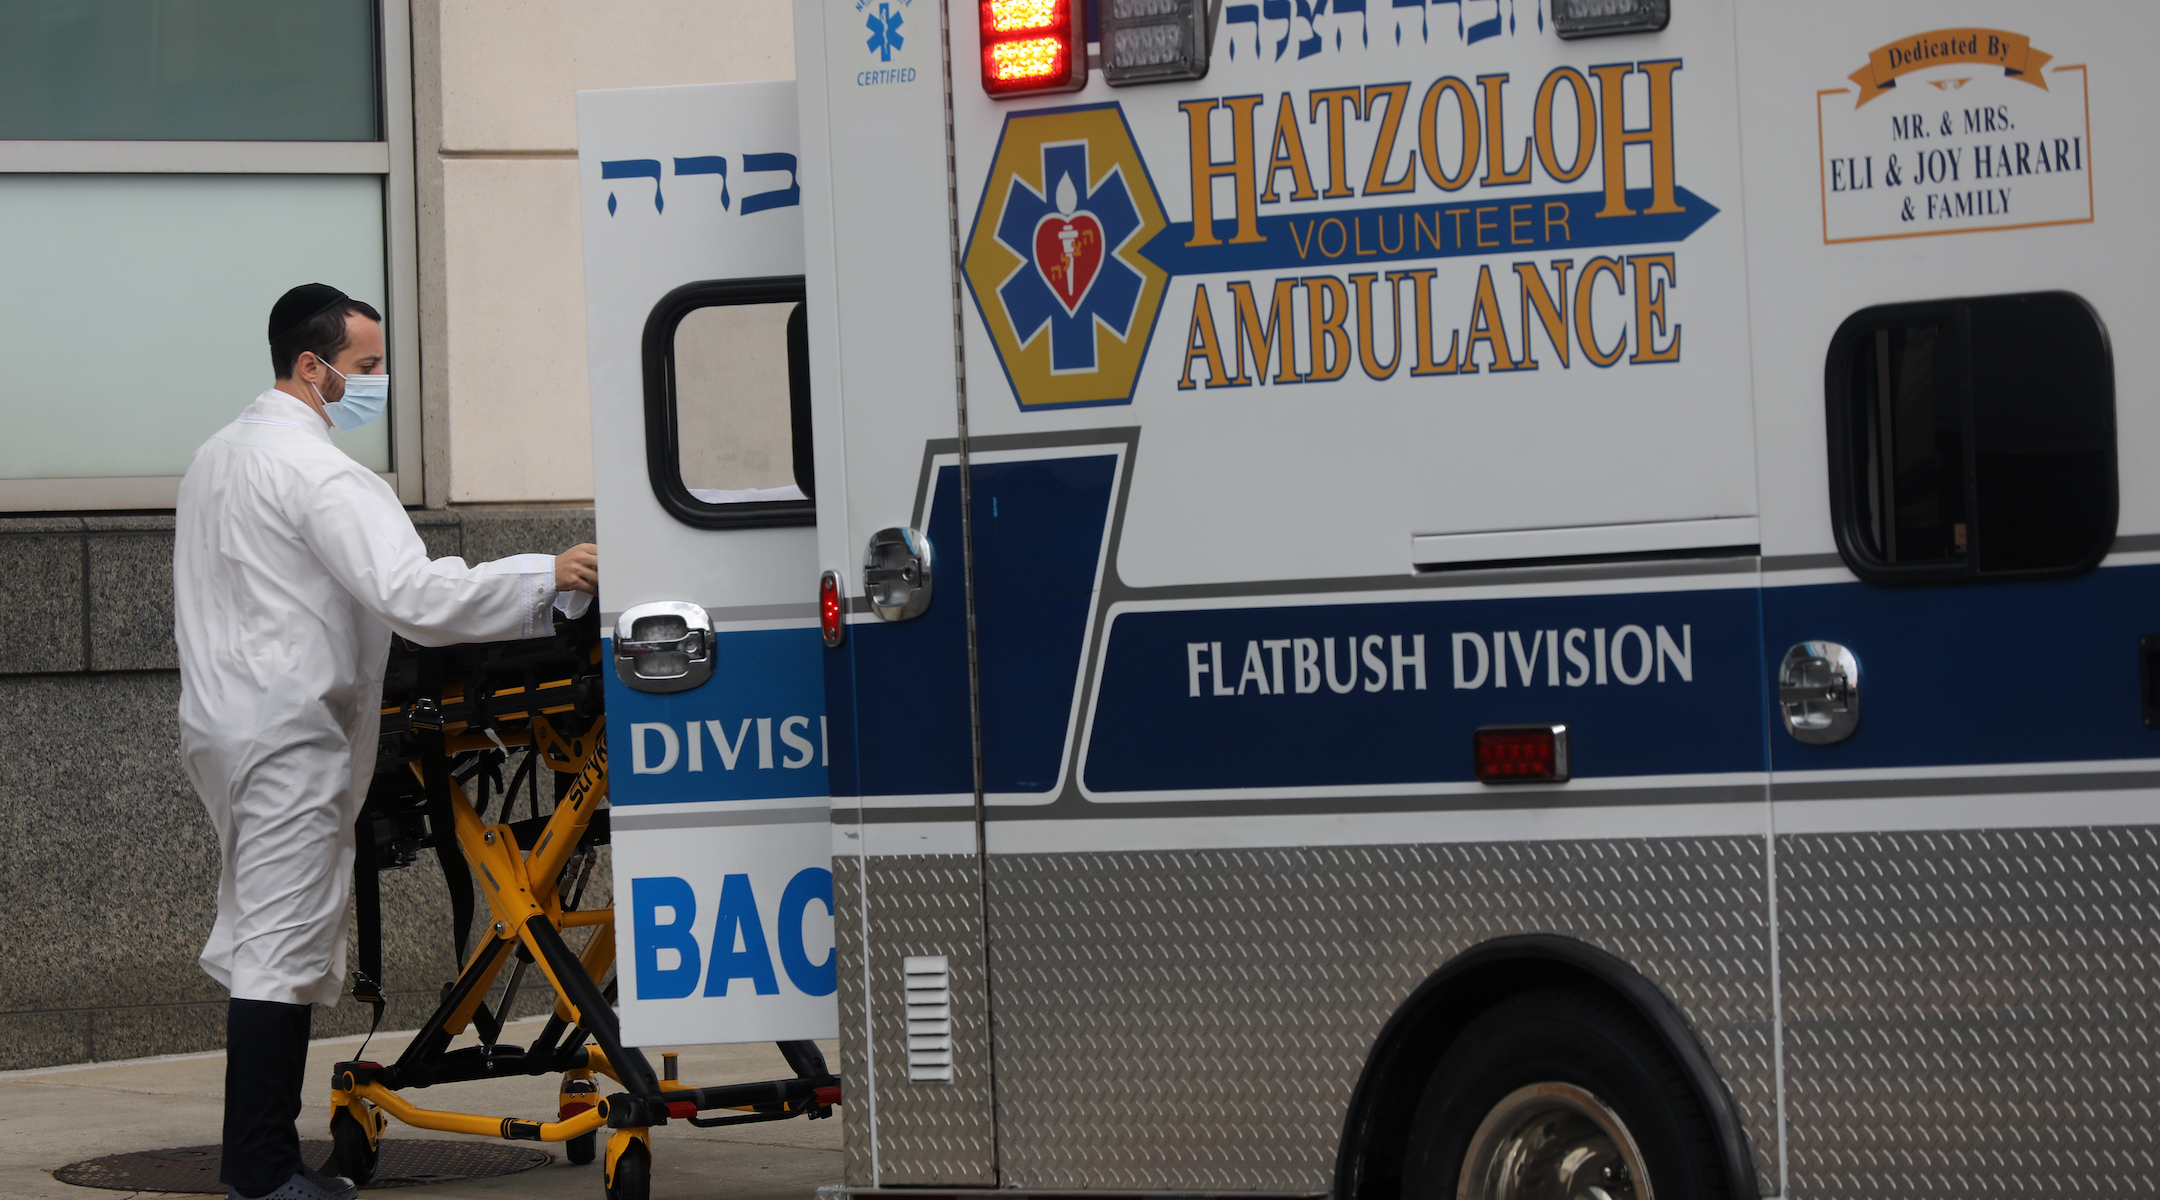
[1034, 173, 1103, 320]
[963, 104, 1171, 409]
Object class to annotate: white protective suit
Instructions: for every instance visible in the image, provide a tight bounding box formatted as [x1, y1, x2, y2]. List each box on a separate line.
[175, 388, 588, 1006]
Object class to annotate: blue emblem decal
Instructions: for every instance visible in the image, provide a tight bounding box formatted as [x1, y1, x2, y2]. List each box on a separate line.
[993, 143, 1145, 374]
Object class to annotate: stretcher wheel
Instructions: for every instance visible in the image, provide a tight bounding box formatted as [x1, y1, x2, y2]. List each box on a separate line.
[560, 1071, 600, 1165]
[604, 1138, 650, 1200]
[327, 1105, 379, 1186]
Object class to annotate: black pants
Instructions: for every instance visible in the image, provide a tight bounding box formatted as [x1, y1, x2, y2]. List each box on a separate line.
[222, 998, 312, 1197]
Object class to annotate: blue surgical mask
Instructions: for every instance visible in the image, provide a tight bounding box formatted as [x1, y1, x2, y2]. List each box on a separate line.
[316, 361, 389, 431]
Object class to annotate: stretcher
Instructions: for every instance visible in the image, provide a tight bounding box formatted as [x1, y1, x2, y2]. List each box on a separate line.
[329, 609, 840, 1200]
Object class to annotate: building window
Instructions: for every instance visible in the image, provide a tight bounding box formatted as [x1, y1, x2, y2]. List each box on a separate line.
[0, 0, 418, 511]
[0, 1, 379, 142]
[1826, 292, 2116, 584]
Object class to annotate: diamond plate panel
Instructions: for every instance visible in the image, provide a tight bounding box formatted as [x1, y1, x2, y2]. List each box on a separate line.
[984, 838, 1775, 1194]
[834, 853, 875, 1187]
[1781, 826, 2160, 1200]
[863, 852, 996, 1185]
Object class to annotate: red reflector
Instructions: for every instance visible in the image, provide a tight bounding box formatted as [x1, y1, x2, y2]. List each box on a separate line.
[979, 0, 1084, 95]
[813, 1085, 843, 1106]
[819, 570, 844, 648]
[665, 1100, 697, 1119]
[1473, 724, 1571, 784]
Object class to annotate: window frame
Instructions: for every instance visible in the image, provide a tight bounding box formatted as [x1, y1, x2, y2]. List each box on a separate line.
[1824, 291, 2117, 587]
[639, 276, 816, 531]
[0, 0, 419, 511]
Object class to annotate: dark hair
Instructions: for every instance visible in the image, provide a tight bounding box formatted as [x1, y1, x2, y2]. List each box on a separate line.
[271, 298, 383, 378]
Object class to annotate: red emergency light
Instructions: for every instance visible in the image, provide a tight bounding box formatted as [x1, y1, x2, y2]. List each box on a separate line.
[820, 570, 845, 648]
[1473, 724, 1571, 784]
[980, 0, 1086, 96]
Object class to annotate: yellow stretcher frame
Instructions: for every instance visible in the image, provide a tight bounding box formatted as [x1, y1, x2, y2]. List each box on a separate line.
[329, 710, 841, 1200]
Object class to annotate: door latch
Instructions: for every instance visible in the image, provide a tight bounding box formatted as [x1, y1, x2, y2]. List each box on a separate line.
[1777, 641, 1860, 744]
[863, 527, 933, 621]
[614, 601, 716, 692]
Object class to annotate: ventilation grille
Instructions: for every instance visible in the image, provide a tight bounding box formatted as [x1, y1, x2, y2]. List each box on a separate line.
[903, 955, 953, 1082]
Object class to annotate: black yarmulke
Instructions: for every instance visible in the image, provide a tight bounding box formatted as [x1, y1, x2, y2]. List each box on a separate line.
[267, 283, 349, 343]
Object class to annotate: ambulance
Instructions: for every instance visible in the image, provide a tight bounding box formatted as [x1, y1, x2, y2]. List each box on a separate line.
[578, 0, 2155, 1196]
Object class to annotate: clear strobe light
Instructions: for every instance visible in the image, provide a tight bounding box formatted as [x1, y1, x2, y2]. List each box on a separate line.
[1102, 0, 1211, 87]
[1551, 0, 1668, 39]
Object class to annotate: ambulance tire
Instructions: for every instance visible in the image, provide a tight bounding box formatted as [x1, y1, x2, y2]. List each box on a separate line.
[605, 1140, 651, 1200]
[567, 1130, 597, 1165]
[1399, 985, 1730, 1200]
[327, 1106, 379, 1187]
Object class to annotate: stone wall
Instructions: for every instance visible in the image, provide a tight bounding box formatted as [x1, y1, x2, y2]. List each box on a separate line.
[0, 508, 602, 1070]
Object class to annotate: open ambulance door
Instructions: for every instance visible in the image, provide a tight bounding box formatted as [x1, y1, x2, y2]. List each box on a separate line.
[578, 82, 838, 1049]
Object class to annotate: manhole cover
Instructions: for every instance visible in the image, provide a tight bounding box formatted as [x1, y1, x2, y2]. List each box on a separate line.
[54, 1139, 551, 1193]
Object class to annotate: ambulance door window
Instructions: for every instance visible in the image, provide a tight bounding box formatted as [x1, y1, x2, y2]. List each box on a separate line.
[1853, 317, 1966, 566]
[1827, 291, 2114, 584]
[642, 277, 814, 529]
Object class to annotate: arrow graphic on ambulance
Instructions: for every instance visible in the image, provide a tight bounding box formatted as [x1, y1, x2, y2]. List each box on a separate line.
[1140, 186, 1720, 277]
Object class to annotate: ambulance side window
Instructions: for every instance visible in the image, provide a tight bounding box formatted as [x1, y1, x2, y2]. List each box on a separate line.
[642, 277, 815, 529]
[1826, 291, 2114, 584]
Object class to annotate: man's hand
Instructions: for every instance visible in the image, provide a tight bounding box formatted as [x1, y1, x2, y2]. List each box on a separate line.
[555, 543, 599, 595]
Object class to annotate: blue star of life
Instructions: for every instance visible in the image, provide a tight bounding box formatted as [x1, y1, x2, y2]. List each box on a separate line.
[866, 3, 904, 62]
[995, 143, 1144, 374]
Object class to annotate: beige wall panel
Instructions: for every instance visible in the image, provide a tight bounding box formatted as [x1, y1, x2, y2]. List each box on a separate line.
[438, 0, 795, 152]
[442, 156, 594, 503]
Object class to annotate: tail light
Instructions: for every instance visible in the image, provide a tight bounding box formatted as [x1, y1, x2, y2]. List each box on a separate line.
[980, 0, 1086, 96]
[1473, 724, 1571, 783]
[819, 570, 845, 648]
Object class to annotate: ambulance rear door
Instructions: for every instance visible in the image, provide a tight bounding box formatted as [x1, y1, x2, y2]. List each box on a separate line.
[794, 0, 991, 1182]
[578, 81, 838, 1049]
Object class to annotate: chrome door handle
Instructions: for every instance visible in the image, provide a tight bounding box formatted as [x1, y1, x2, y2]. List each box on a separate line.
[614, 601, 716, 692]
[864, 527, 933, 621]
[1777, 641, 1860, 744]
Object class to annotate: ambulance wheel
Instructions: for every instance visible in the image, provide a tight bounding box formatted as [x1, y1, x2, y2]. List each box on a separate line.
[327, 1105, 379, 1187]
[567, 1130, 597, 1165]
[1399, 986, 1730, 1200]
[604, 1140, 650, 1200]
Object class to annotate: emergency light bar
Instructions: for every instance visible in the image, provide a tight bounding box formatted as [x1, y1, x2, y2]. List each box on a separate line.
[1551, 0, 1668, 39]
[979, 0, 1086, 95]
[1101, 0, 1210, 86]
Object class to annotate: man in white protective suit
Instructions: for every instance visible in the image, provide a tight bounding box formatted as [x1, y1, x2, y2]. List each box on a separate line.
[174, 284, 601, 1200]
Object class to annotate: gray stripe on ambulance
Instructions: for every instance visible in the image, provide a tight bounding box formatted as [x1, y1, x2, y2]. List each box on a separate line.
[1771, 769, 2160, 802]
[612, 806, 830, 831]
[833, 781, 1765, 822]
[829, 768, 2160, 824]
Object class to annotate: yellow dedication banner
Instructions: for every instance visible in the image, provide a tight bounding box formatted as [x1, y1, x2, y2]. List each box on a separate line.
[1849, 29, 2054, 106]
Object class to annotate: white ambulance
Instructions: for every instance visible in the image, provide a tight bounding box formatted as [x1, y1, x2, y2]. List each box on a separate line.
[580, 1, 2155, 1196]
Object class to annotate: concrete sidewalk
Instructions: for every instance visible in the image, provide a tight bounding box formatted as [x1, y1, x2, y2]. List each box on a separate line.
[0, 1017, 842, 1199]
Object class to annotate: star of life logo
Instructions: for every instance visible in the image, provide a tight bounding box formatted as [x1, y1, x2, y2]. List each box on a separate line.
[963, 105, 1170, 409]
[852, 0, 917, 87]
[995, 143, 1144, 374]
[865, 1, 903, 60]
